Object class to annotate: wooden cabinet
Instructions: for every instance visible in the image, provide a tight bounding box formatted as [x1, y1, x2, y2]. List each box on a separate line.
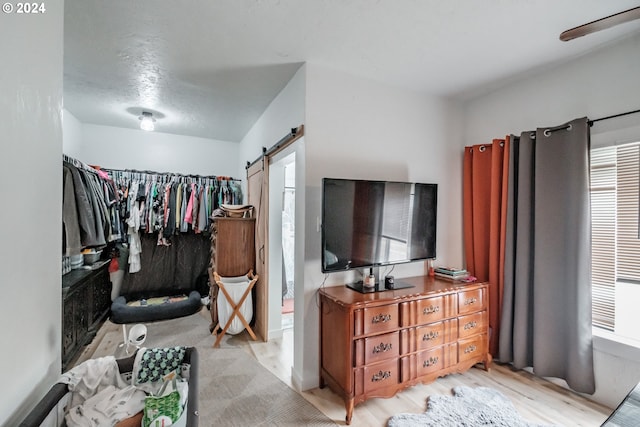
[319, 276, 491, 424]
[209, 217, 256, 329]
[212, 217, 256, 276]
[61, 262, 112, 371]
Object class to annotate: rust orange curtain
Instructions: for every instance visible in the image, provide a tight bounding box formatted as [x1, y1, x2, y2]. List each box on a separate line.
[463, 137, 510, 356]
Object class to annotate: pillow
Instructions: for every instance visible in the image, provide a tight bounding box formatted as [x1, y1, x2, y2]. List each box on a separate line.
[134, 346, 186, 384]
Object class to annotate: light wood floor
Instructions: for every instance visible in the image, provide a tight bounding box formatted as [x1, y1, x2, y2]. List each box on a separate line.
[246, 316, 611, 427]
[78, 310, 612, 427]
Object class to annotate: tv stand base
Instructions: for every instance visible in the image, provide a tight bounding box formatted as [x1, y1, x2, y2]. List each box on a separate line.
[346, 280, 414, 293]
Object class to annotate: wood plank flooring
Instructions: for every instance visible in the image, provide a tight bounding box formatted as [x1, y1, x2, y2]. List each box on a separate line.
[81, 310, 612, 427]
[246, 315, 611, 427]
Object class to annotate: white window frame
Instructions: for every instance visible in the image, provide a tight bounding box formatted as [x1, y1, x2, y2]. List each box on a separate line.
[592, 126, 640, 357]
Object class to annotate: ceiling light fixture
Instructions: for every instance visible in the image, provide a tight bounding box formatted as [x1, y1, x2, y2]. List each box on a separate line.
[138, 111, 156, 131]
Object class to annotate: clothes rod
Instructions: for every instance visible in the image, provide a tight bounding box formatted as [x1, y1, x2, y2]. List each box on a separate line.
[104, 168, 238, 181]
[588, 108, 640, 126]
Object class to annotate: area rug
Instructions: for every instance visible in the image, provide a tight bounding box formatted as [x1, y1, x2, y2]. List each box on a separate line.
[387, 386, 555, 427]
[93, 311, 337, 426]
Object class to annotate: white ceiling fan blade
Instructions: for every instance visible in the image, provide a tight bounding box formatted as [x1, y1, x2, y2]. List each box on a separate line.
[560, 7, 640, 41]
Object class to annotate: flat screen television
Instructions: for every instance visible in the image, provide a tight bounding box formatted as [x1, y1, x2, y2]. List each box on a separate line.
[321, 178, 437, 290]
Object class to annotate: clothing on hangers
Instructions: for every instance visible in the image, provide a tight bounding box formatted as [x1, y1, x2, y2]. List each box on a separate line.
[95, 168, 242, 242]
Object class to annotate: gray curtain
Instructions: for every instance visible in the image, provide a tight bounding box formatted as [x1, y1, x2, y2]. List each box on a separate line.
[499, 117, 595, 394]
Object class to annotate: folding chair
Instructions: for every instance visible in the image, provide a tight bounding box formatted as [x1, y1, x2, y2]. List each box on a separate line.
[211, 269, 258, 347]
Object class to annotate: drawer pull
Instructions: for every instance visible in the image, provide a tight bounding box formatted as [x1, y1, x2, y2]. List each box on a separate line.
[373, 342, 393, 354]
[423, 305, 440, 315]
[464, 344, 477, 354]
[372, 313, 392, 324]
[422, 331, 440, 341]
[371, 370, 392, 382]
[463, 321, 477, 330]
[464, 297, 478, 306]
[423, 356, 439, 368]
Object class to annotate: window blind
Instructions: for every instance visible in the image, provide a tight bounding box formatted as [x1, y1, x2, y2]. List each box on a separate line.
[590, 142, 640, 331]
[590, 146, 617, 330]
[616, 144, 640, 282]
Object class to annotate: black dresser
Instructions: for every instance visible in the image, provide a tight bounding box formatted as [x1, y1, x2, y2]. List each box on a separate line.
[61, 261, 111, 371]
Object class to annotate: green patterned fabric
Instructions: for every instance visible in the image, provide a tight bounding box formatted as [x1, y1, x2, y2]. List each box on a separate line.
[142, 378, 182, 427]
[136, 346, 186, 384]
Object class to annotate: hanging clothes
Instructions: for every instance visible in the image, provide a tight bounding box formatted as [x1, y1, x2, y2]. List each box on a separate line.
[62, 157, 124, 255]
[63, 164, 83, 256]
[103, 168, 242, 240]
[126, 183, 142, 274]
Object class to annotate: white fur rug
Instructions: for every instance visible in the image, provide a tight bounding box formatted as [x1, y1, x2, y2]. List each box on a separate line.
[387, 386, 556, 427]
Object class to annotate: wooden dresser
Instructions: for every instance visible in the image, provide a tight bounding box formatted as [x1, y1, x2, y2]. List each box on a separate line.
[318, 276, 491, 424]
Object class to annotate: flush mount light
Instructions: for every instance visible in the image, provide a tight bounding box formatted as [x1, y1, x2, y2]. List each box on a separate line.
[138, 111, 156, 131]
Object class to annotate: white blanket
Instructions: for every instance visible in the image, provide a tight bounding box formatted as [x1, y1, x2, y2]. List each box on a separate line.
[59, 356, 129, 409]
[60, 355, 188, 427]
[65, 385, 145, 427]
[60, 356, 145, 426]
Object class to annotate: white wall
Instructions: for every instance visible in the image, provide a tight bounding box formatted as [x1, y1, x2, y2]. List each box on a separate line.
[64, 123, 240, 178]
[463, 33, 640, 144]
[239, 65, 306, 180]
[0, 3, 64, 425]
[238, 64, 307, 389]
[62, 109, 84, 158]
[298, 64, 465, 390]
[463, 32, 640, 409]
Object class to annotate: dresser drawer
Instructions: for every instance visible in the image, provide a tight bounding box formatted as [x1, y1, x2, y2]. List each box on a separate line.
[458, 288, 485, 315]
[416, 322, 446, 349]
[458, 334, 487, 364]
[417, 347, 444, 376]
[355, 331, 400, 366]
[361, 359, 400, 394]
[416, 295, 446, 323]
[356, 304, 399, 336]
[457, 311, 488, 339]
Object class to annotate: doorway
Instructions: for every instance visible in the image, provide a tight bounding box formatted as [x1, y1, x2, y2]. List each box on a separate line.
[247, 127, 304, 388]
[281, 160, 296, 329]
[267, 150, 296, 339]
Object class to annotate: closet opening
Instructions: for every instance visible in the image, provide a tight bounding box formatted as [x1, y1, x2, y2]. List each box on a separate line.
[281, 160, 296, 329]
[247, 126, 304, 388]
[268, 151, 296, 338]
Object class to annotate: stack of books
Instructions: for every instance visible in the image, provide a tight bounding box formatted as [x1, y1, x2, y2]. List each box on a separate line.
[434, 266, 473, 282]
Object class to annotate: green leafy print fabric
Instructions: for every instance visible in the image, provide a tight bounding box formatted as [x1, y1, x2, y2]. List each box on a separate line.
[136, 346, 186, 384]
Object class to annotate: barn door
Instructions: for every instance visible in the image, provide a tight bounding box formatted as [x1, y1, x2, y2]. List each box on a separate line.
[247, 158, 268, 341]
[246, 125, 304, 342]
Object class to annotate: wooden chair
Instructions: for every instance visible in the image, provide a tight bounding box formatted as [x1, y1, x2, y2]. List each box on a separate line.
[211, 269, 258, 348]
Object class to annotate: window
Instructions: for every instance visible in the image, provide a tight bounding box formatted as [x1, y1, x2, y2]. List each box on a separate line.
[590, 141, 640, 340]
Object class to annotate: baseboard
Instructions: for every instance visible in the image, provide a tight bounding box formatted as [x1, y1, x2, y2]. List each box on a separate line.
[291, 366, 303, 392]
[268, 328, 284, 340]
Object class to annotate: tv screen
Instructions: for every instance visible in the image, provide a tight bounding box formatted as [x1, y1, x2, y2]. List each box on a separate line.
[321, 178, 437, 273]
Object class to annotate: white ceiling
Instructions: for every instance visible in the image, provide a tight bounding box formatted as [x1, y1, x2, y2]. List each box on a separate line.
[63, 0, 640, 142]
